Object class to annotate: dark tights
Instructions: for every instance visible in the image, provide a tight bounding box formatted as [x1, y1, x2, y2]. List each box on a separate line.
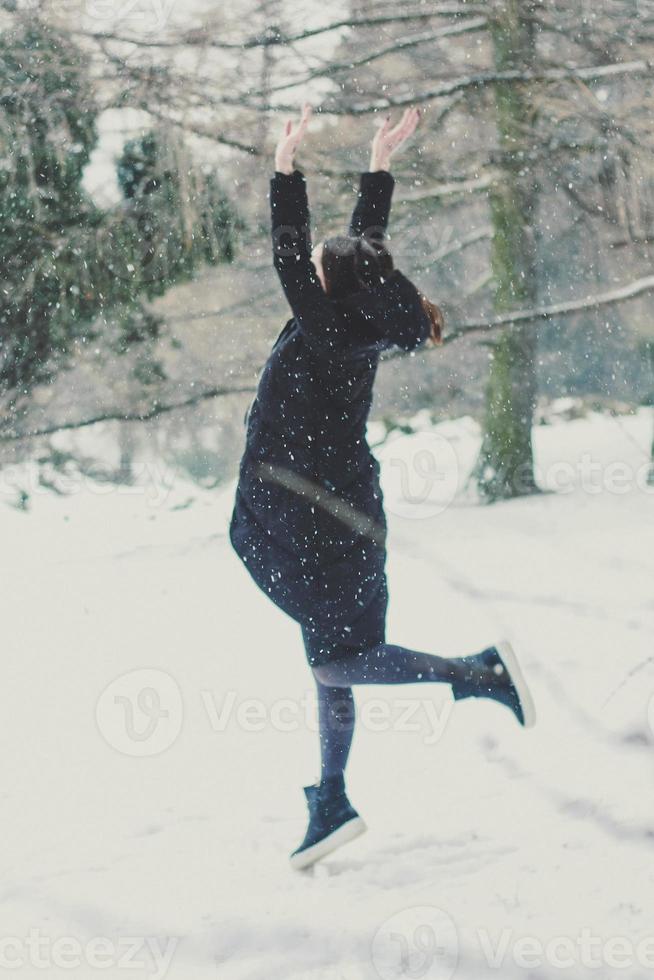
[308, 639, 466, 782]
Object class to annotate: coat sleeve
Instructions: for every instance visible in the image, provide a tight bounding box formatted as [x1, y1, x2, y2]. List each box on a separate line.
[270, 169, 347, 354]
[348, 170, 395, 242]
[345, 172, 430, 352]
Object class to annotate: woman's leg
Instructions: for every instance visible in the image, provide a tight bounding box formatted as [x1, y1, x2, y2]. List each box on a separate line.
[291, 635, 533, 868]
[305, 632, 523, 784]
[310, 641, 463, 782]
[313, 641, 465, 688]
[302, 626, 357, 782]
[311, 640, 535, 729]
[315, 678, 355, 780]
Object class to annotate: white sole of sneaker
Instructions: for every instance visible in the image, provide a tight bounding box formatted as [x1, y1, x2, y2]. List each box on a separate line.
[496, 639, 537, 729]
[289, 816, 367, 871]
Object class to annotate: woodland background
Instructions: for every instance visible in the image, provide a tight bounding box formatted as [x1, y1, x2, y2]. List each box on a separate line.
[0, 0, 652, 502]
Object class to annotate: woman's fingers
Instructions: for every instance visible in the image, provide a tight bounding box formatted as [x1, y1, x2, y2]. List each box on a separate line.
[388, 108, 410, 134]
[278, 104, 312, 159]
[279, 118, 293, 143]
[371, 114, 391, 149]
[370, 105, 420, 166]
[380, 106, 420, 145]
[275, 104, 313, 171]
[393, 107, 419, 138]
[291, 103, 312, 143]
[390, 107, 420, 147]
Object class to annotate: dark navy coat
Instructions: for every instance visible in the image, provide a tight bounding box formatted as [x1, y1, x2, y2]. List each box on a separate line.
[229, 168, 431, 659]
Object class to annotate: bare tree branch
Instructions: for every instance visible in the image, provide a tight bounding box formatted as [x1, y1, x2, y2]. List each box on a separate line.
[156, 58, 652, 116]
[0, 385, 258, 443]
[137, 107, 261, 155]
[404, 172, 499, 201]
[4, 276, 653, 443]
[253, 17, 488, 97]
[73, 6, 486, 52]
[440, 273, 654, 345]
[411, 226, 493, 273]
[287, 58, 654, 114]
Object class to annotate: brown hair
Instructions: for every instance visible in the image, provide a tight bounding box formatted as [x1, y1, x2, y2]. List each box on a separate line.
[322, 235, 444, 344]
[322, 235, 393, 296]
[418, 294, 445, 346]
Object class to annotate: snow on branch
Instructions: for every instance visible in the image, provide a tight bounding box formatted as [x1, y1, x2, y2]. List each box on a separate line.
[74, 6, 486, 52]
[3, 277, 653, 443]
[283, 59, 654, 115]
[143, 108, 261, 156]
[0, 386, 258, 443]
[154, 58, 652, 118]
[441, 274, 654, 345]
[403, 173, 498, 202]
[255, 18, 488, 98]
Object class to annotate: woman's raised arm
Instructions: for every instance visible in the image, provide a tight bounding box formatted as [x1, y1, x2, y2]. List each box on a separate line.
[271, 103, 319, 295]
[348, 107, 421, 242]
[274, 103, 312, 176]
[348, 170, 395, 241]
[271, 103, 320, 292]
[270, 106, 350, 354]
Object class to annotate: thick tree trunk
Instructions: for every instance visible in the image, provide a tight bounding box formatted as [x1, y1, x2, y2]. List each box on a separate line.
[475, 0, 540, 500]
[646, 340, 654, 485]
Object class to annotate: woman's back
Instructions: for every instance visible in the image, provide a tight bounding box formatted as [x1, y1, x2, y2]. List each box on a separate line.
[230, 149, 432, 640]
[247, 312, 381, 489]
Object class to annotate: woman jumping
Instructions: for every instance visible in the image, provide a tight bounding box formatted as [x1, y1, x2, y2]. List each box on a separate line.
[229, 103, 536, 871]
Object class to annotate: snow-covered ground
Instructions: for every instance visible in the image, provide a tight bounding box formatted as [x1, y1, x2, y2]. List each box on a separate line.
[1, 408, 653, 980]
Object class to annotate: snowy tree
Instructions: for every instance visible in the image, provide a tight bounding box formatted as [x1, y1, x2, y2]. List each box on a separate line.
[10, 1, 652, 477]
[0, 15, 240, 429]
[475, 0, 540, 499]
[322, 0, 653, 499]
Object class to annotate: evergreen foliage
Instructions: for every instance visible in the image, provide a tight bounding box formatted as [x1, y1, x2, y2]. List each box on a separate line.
[0, 19, 240, 398]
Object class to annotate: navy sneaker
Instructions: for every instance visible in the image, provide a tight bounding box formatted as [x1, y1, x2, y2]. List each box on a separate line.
[290, 773, 367, 871]
[451, 640, 536, 728]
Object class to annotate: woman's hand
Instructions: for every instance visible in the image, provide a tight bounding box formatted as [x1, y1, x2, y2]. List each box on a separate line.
[370, 107, 421, 172]
[275, 103, 312, 175]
